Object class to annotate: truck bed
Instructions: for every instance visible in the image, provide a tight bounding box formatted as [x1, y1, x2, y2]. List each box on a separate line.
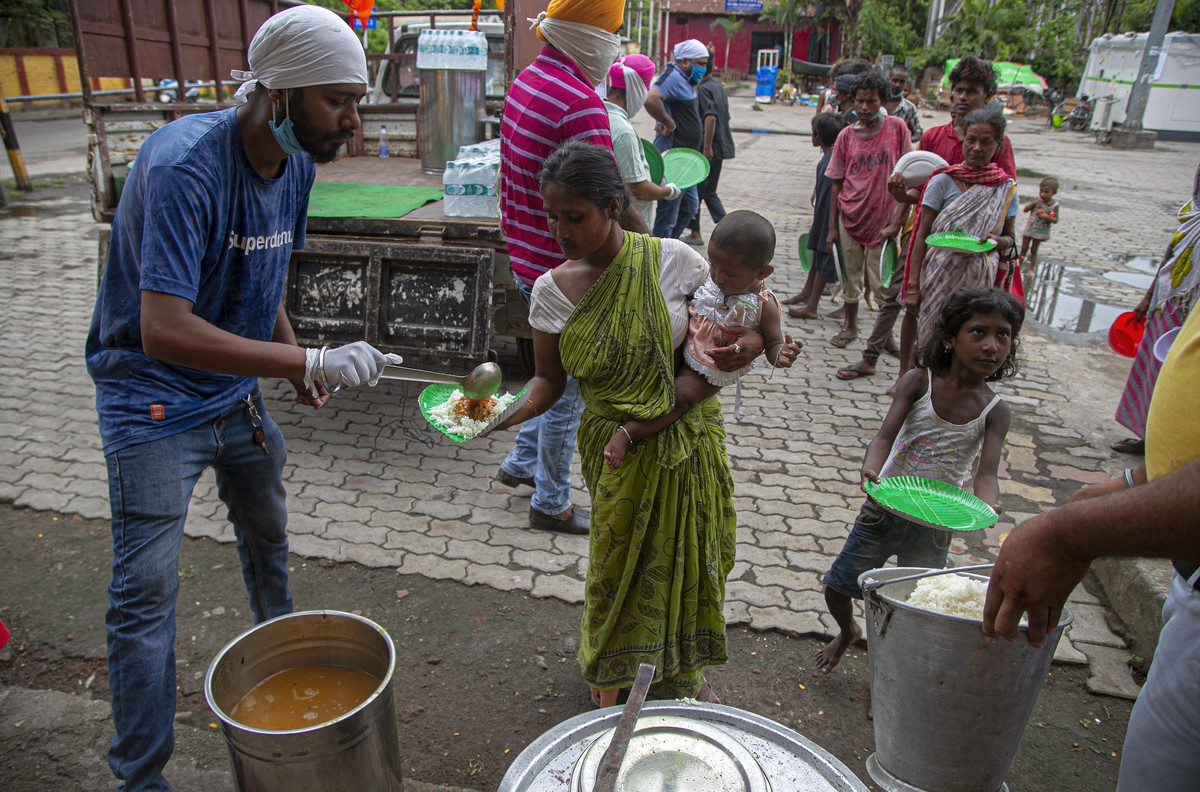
[290, 155, 521, 365]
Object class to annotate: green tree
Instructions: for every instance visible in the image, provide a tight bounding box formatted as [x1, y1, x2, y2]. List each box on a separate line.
[0, 0, 69, 48]
[308, 0, 478, 55]
[710, 15, 745, 75]
[761, 0, 806, 65]
[852, 0, 922, 61]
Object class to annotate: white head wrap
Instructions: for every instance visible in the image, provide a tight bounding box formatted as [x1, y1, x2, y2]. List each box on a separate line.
[673, 39, 708, 61]
[230, 5, 368, 103]
[529, 13, 622, 88]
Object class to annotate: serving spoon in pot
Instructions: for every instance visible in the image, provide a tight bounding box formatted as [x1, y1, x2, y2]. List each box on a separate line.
[378, 361, 503, 401]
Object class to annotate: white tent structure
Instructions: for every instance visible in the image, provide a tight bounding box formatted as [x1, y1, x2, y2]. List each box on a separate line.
[1079, 31, 1200, 141]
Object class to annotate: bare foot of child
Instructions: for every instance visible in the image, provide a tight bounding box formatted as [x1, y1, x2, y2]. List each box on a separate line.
[815, 623, 862, 673]
[604, 431, 631, 470]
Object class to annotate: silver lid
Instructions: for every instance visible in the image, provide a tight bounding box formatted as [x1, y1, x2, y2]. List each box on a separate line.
[571, 715, 772, 792]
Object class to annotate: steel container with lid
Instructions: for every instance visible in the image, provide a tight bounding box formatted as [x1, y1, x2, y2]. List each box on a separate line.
[498, 701, 868, 792]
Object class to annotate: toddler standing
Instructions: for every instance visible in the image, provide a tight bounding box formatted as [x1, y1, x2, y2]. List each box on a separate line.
[1019, 177, 1060, 273]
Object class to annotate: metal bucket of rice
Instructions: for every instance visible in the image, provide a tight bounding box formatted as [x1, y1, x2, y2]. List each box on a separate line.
[856, 566, 1073, 792]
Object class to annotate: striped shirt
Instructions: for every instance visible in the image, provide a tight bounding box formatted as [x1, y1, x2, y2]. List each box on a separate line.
[500, 46, 613, 287]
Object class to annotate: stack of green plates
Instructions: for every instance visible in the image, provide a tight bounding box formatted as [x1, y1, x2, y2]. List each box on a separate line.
[662, 148, 710, 190]
[864, 476, 998, 532]
[925, 231, 997, 253]
[418, 383, 530, 444]
[641, 139, 664, 185]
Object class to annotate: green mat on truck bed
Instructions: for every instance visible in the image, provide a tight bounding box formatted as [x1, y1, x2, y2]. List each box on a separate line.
[306, 181, 444, 219]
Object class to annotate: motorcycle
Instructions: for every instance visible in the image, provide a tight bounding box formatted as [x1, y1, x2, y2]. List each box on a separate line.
[156, 79, 202, 103]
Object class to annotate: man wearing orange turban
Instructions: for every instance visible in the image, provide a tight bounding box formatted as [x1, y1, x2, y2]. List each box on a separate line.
[496, 0, 645, 536]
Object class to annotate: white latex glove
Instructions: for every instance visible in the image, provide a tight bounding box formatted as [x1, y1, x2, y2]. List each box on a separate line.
[664, 182, 682, 201]
[304, 342, 402, 392]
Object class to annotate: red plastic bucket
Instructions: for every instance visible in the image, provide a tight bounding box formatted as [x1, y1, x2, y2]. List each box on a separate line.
[1109, 312, 1146, 357]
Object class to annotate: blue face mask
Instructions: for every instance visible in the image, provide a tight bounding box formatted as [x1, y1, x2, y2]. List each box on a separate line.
[269, 95, 306, 156]
[689, 64, 707, 85]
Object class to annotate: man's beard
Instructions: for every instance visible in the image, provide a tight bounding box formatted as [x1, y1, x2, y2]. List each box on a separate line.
[289, 91, 353, 164]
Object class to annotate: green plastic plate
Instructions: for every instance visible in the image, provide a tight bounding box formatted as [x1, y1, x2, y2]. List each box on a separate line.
[832, 240, 848, 284]
[864, 476, 998, 532]
[662, 147, 710, 190]
[418, 383, 530, 443]
[798, 232, 811, 273]
[641, 139, 664, 185]
[880, 238, 898, 288]
[925, 231, 997, 253]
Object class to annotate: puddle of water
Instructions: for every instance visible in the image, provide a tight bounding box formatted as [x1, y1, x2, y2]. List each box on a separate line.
[1027, 254, 1161, 334]
[1104, 270, 1154, 290]
[1110, 254, 1160, 275]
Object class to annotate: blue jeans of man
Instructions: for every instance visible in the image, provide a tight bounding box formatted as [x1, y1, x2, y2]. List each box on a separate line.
[502, 282, 583, 515]
[104, 390, 292, 791]
[652, 184, 700, 240]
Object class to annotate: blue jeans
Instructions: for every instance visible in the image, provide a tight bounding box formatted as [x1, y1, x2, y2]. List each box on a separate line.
[503, 282, 584, 515]
[823, 499, 951, 599]
[652, 184, 700, 240]
[104, 391, 292, 791]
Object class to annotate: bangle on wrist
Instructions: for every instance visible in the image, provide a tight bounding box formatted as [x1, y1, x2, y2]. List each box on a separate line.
[526, 397, 540, 418]
[1123, 468, 1136, 489]
[619, 425, 634, 444]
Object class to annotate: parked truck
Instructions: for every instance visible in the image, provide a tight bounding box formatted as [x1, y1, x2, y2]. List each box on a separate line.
[67, 0, 532, 369]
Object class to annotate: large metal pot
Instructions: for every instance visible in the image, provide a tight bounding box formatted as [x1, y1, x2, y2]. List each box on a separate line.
[860, 567, 1073, 792]
[204, 610, 404, 792]
[498, 700, 868, 792]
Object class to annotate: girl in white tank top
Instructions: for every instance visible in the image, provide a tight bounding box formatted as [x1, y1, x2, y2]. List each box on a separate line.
[816, 286, 1025, 673]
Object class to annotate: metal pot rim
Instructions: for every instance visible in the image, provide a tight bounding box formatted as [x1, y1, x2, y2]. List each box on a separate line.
[204, 609, 396, 735]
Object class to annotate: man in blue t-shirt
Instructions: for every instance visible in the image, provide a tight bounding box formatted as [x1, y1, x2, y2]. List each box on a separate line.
[83, 7, 399, 790]
[645, 38, 708, 239]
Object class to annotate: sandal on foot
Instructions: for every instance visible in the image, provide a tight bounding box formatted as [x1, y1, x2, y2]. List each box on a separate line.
[1111, 437, 1145, 455]
[830, 331, 858, 349]
[836, 363, 875, 380]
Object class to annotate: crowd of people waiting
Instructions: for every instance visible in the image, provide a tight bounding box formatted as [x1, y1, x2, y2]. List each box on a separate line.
[76, 0, 1200, 788]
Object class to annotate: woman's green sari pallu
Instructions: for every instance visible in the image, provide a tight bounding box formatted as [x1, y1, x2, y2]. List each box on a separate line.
[559, 232, 737, 699]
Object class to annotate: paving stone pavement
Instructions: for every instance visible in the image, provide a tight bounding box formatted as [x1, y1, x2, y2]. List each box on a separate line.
[3, 102, 1197, 699]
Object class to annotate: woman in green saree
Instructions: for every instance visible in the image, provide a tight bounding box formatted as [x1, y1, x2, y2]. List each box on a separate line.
[495, 141, 765, 706]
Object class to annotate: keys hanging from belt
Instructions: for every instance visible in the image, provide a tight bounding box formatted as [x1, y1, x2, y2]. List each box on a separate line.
[243, 395, 269, 455]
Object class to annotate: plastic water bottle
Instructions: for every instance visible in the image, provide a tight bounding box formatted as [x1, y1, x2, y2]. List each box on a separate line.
[443, 161, 463, 217]
[378, 124, 389, 158]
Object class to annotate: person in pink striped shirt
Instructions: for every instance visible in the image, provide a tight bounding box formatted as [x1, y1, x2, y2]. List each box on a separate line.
[496, 0, 647, 535]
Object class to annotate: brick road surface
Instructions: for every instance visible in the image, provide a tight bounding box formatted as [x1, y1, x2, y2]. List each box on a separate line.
[2, 99, 1197, 695]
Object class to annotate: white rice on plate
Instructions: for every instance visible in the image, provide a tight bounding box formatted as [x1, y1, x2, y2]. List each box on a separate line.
[906, 574, 989, 620]
[427, 388, 518, 439]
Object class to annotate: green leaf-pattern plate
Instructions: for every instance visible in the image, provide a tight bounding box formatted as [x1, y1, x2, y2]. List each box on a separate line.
[418, 383, 530, 444]
[662, 147, 710, 190]
[864, 476, 998, 532]
[641, 139, 664, 185]
[798, 232, 811, 273]
[925, 231, 997, 253]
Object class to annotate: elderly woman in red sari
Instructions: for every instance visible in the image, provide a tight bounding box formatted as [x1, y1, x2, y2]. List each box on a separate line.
[904, 107, 1019, 347]
[494, 140, 787, 706]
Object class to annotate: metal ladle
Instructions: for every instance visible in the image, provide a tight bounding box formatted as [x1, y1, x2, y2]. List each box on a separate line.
[378, 361, 503, 401]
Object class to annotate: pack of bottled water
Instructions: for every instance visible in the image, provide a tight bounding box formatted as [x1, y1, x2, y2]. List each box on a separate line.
[443, 156, 500, 218]
[416, 29, 488, 72]
[443, 137, 500, 218]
